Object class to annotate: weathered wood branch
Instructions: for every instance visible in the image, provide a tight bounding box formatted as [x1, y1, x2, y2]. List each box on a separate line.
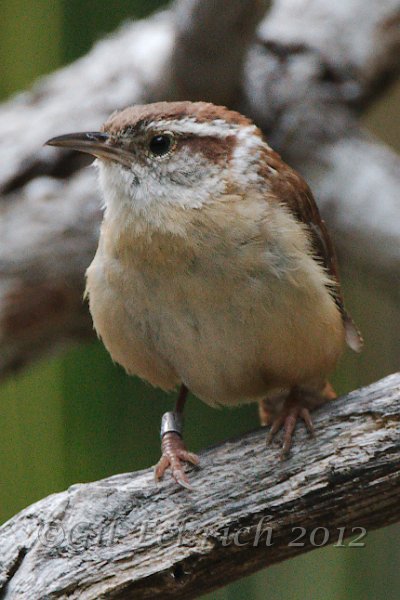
[0, 373, 399, 599]
[0, 0, 399, 377]
[159, 0, 268, 103]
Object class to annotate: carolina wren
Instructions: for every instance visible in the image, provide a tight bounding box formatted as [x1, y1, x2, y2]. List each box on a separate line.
[46, 101, 362, 488]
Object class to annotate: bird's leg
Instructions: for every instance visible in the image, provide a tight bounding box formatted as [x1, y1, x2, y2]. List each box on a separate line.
[265, 383, 337, 458]
[321, 381, 337, 401]
[258, 397, 272, 426]
[154, 384, 199, 489]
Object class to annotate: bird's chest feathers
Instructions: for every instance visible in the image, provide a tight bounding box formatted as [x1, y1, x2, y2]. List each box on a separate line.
[96, 200, 329, 343]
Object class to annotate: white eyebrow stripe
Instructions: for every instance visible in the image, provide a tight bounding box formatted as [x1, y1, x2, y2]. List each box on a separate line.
[146, 118, 259, 139]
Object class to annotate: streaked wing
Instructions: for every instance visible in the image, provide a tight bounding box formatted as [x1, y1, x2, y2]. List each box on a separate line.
[264, 148, 363, 352]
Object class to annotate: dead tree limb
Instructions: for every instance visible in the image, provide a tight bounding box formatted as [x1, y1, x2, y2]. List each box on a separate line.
[0, 372, 399, 599]
[160, 0, 268, 103]
[0, 0, 399, 377]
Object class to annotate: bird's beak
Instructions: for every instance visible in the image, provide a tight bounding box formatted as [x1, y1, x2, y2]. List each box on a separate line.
[45, 132, 133, 167]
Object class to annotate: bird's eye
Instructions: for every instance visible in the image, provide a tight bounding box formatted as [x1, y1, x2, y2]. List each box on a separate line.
[148, 133, 174, 157]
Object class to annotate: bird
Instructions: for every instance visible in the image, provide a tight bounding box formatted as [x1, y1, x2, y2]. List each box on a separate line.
[46, 101, 362, 489]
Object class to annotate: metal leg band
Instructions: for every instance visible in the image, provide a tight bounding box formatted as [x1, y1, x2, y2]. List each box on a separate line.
[160, 411, 183, 438]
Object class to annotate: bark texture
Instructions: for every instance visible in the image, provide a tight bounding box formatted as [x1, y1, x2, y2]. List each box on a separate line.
[0, 372, 399, 599]
[0, 0, 399, 377]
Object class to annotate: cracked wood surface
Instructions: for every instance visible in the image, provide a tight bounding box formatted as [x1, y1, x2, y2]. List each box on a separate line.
[0, 372, 399, 599]
[0, 0, 399, 378]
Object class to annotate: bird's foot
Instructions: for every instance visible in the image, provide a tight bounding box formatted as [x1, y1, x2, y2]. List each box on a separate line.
[265, 391, 315, 458]
[154, 431, 199, 490]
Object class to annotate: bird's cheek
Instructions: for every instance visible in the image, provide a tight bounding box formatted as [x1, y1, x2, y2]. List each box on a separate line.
[97, 162, 135, 207]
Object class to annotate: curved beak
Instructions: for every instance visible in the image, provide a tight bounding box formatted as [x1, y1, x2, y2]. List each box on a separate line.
[45, 132, 133, 167]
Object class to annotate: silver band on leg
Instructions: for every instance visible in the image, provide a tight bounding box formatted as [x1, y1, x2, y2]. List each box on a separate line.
[160, 411, 183, 438]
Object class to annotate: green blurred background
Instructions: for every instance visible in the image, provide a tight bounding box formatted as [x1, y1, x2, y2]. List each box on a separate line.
[0, 1, 399, 599]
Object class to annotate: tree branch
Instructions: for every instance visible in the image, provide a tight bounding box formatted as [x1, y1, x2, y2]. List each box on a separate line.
[305, 132, 400, 283]
[159, 0, 268, 103]
[0, 373, 399, 599]
[256, 0, 400, 108]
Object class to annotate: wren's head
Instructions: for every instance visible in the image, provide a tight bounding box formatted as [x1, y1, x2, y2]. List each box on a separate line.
[46, 102, 268, 226]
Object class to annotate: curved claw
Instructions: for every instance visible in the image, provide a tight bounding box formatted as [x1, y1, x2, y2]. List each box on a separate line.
[176, 477, 194, 491]
[154, 432, 199, 489]
[267, 397, 315, 458]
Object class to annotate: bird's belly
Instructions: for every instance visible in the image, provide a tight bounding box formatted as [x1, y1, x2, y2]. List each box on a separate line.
[86, 249, 344, 406]
[145, 275, 343, 406]
[86, 259, 180, 391]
